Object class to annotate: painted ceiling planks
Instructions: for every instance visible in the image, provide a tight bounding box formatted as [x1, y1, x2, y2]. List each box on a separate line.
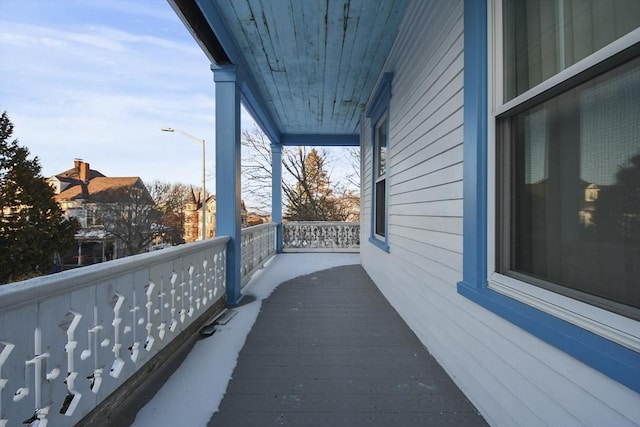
[209, 0, 410, 137]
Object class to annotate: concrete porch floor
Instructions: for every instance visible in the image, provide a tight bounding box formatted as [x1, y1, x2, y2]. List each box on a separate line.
[209, 264, 487, 426]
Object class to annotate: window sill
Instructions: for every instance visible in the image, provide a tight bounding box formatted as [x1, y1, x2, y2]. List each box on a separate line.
[368, 236, 390, 252]
[457, 280, 640, 393]
[488, 274, 639, 352]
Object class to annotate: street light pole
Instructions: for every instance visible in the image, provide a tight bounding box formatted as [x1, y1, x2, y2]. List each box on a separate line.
[161, 127, 207, 241]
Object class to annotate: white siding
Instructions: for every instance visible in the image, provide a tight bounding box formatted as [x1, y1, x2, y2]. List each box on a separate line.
[360, 1, 640, 426]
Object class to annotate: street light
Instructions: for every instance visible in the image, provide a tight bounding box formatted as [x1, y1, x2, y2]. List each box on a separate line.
[161, 127, 207, 241]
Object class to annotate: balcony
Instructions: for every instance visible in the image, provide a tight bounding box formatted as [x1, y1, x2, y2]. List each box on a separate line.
[0, 223, 486, 426]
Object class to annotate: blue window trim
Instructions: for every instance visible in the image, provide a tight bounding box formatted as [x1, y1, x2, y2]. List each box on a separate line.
[456, 0, 639, 393]
[366, 73, 393, 253]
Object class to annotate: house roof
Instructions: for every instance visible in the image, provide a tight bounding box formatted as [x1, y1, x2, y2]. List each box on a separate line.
[55, 177, 145, 203]
[170, 0, 410, 145]
[55, 166, 105, 181]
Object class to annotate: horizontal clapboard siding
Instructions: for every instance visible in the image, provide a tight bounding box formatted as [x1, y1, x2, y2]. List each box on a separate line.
[360, 0, 639, 426]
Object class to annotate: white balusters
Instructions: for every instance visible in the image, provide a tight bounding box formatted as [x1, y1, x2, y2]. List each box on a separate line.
[0, 237, 229, 425]
[240, 223, 277, 287]
[282, 222, 360, 252]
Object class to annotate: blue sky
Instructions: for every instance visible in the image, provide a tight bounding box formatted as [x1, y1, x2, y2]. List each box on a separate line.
[0, 0, 257, 187]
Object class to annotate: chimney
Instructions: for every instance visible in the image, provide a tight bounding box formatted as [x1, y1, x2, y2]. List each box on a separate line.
[74, 158, 82, 169]
[79, 161, 90, 183]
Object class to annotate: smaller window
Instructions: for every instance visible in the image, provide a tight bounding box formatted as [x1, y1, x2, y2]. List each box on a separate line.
[366, 73, 393, 250]
[374, 116, 388, 237]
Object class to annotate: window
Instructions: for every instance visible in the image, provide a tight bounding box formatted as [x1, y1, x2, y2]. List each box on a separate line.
[496, 0, 640, 319]
[366, 73, 393, 251]
[457, 0, 640, 393]
[374, 115, 388, 238]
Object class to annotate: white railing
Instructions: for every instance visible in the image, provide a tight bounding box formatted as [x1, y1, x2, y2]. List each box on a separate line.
[240, 223, 277, 287]
[282, 222, 360, 252]
[0, 237, 228, 427]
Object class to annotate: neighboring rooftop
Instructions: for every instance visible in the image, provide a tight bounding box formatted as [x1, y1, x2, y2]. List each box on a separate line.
[48, 159, 148, 203]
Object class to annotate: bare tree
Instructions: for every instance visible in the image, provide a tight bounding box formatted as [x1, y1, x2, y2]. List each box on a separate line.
[99, 182, 161, 256]
[146, 180, 192, 245]
[241, 126, 360, 220]
[345, 147, 361, 192]
[241, 126, 273, 212]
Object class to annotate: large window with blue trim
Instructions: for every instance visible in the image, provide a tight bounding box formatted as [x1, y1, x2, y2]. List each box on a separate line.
[493, 0, 640, 323]
[458, 0, 639, 393]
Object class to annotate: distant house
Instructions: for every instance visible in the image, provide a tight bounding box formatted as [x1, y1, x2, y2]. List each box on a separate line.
[183, 187, 248, 243]
[47, 159, 155, 263]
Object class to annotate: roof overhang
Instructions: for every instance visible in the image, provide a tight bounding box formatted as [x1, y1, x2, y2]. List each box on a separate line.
[169, 0, 409, 146]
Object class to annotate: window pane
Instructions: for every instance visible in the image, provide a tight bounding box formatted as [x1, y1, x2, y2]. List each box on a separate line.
[503, 0, 640, 101]
[503, 57, 640, 314]
[375, 179, 386, 236]
[377, 119, 387, 177]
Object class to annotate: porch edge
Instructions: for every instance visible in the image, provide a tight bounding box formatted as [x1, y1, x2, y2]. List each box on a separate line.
[76, 296, 227, 427]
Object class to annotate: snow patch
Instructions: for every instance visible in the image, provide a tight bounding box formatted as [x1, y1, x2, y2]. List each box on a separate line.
[131, 253, 359, 427]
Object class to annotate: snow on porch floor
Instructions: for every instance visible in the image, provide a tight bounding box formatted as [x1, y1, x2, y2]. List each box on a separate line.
[133, 254, 487, 427]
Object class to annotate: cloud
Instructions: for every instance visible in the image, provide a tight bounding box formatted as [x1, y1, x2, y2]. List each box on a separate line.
[0, 5, 220, 187]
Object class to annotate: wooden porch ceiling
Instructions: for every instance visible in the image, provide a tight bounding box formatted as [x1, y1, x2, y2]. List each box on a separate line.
[171, 0, 410, 144]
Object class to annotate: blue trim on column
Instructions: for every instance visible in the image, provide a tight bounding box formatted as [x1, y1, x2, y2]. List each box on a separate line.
[271, 144, 283, 253]
[458, 0, 488, 290]
[213, 65, 243, 306]
[280, 134, 360, 147]
[456, 0, 640, 393]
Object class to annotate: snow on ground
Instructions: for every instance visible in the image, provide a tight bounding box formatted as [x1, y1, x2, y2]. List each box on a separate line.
[131, 253, 360, 427]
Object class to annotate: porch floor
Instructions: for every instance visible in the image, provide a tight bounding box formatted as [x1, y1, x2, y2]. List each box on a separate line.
[209, 264, 487, 426]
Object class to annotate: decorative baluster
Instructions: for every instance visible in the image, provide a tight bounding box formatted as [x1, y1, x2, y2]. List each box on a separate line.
[109, 293, 126, 379]
[80, 306, 104, 393]
[0, 341, 15, 427]
[128, 291, 141, 363]
[187, 266, 195, 318]
[144, 282, 155, 352]
[59, 311, 83, 416]
[17, 328, 51, 425]
[169, 272, 178, 333]
[200, 259, 208, 307]
[157, 277, 167, 340]
[210, 254, 218, 300]
[178, 271, 187, 324]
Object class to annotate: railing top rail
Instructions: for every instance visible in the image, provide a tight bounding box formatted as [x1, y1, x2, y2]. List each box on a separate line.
[0, 236, 230, 312]
[241, 222, 277, 235]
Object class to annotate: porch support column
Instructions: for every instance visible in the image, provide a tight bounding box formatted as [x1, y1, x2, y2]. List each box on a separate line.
[213, 65, 243, 306]
[271, 143, 283, 253]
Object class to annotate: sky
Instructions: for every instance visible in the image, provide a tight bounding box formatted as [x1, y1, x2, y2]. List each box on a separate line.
[0, 0, 359, 210]
[131, 253, 360, 427]
[0, 0, 257, 189]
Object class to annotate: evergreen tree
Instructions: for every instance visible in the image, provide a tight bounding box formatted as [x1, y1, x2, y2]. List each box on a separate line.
[284, 148, 342, 221]
[0, 111, 78, 284]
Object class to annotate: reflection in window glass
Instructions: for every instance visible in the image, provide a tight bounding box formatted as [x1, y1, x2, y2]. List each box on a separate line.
[377, 119, 387, 177]
[503, 0, 640, 101]
[501, 57, 640, 317]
